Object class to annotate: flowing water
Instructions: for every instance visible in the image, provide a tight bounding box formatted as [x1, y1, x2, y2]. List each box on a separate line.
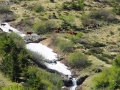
[0, 22, 77, 90]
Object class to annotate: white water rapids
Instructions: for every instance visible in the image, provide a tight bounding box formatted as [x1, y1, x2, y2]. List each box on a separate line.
[0, 23, 77, 90]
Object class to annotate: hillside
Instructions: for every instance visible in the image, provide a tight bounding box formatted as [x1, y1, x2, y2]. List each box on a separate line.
[0, 0, 120, 90]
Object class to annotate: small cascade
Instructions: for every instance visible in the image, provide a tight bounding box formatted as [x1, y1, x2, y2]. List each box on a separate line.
[0, 22, 79, 90]
[69, 77, 77, 90]
[72, 78, 77, 86]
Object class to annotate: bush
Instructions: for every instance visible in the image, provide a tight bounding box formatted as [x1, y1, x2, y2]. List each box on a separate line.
[59, 14, 75, 25]
[68, 52, 89, 68]
[33, 5, 44, 13]
[50, 0, 54, 2]
[92, 42, 106, 47]
[89, 10, 115, 23]
[81, 9, 116, 27]
[113, 56, 120, 67]
[0, 5, 11, 14]
[1, 84, 31, 90]
[57, 39, 73, 53]
[113, 6, 120, 15]
[62, 0, 84, 11]
[51, 33, 59, 46]
[33, 20, 57, 34]
[93, 67, 120, 89]
[25, 67, 63, 90]
[70, 36, 79, 43]
[89, 48, 103, 54]
[9, 33, 25, 48]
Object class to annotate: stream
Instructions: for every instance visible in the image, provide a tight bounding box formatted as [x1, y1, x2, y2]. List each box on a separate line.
[0, 22, 78, 90]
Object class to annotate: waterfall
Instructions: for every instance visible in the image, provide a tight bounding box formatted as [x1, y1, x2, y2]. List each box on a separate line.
[0, 22, 78, 90]
[72, 78, 77, 86]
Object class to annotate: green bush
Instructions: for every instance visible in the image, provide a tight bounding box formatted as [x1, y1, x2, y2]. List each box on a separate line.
[62, 0, 84, 11]
[9, 33, 25, 48]
[70, 36, 79, 43]
[68, 52, 89, 68]
[0, 5, 11, 14]
[33, 20, 57, 34]
[33, 5, 44, 13]
[69, 33, 83, 43]
[93, 67, 120, 89]
[57, 39, 73, 53]
[113, 56, 120, 67]
[89, 10, 115, 22]
[50, 0, 54, 2]
[81, 9, 116, 27]
[51, 33, 59, 46]
[1, 84, 31, 90]
[89, 48, 103, 54]
[113, 6, 120, 15]
[25, 67, 63, 90]
[59, 14, 75, 25]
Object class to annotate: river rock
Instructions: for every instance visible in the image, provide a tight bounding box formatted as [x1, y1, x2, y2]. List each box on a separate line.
[77, 75, 89, 85]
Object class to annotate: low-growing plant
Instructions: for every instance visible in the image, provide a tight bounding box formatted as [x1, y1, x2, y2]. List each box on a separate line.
[50, 0, 54, 2]
[113, 6, 120, 15]
[59, 14, 75, 25]
[57, 39, 73, 53]
[68, 52, 90, 68]
[118, 27, 120, 31]
[89, 10, 115, 23]
[113, 55, 120, 67]
[93, 67, 120, 89]
[33, 4, 44, 13]
[62, 0, 84, 11]
[0, 5, 11, 14]
[33, 20, 57, 34]
[89, 48, 103, 54]
[70, 35, 79, 43]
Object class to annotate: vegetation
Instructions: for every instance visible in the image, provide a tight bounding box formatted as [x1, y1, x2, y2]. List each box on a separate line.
[1, 0, 120, 90]
[93, 56, 120, 89]
[68, 52, 89, 68]
[69, 32, 83, 43]
[0, 33, 63, 90]
[0, 5, 11, 14]
[33, 20, 57, 34]
[81, 9, 116, 27]
[57, 39, 73, 53]
[62, 0, 84, 11]
[33, 5, 44, 13]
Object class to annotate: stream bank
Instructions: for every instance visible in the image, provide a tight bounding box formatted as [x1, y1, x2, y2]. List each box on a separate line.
[0, 22, 89, 90]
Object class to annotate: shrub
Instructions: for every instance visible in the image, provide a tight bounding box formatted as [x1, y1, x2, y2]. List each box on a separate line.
[57, 39, 73, 53]
[113, 6, 120, 15]
[70, 36, 79, 43]
[0, 5, 11, 14]
[113, 56, 120, 67]
[76, 32, 83, 38]
[81, 9, 116, 27]
[118, 27, 120, 31]
[9, 33, 25, 48]
[72, 0, 84, 10]
[89, 48, 103, 54]
[89, 10, 115, 23]
[33, 5, 44, 13]
[50, 0, 54, 2]
[93, 67, 120, 89]
[33, 20, 57, 34]
[62, 0, 84, 11]
[68, 52, 89, 68]
[59, 14, 75, 25]
[25, 67, 63, 90]
[1, 84, 30, 90]
[51, 33, 59, 46]
[92, 42, 106, 47]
